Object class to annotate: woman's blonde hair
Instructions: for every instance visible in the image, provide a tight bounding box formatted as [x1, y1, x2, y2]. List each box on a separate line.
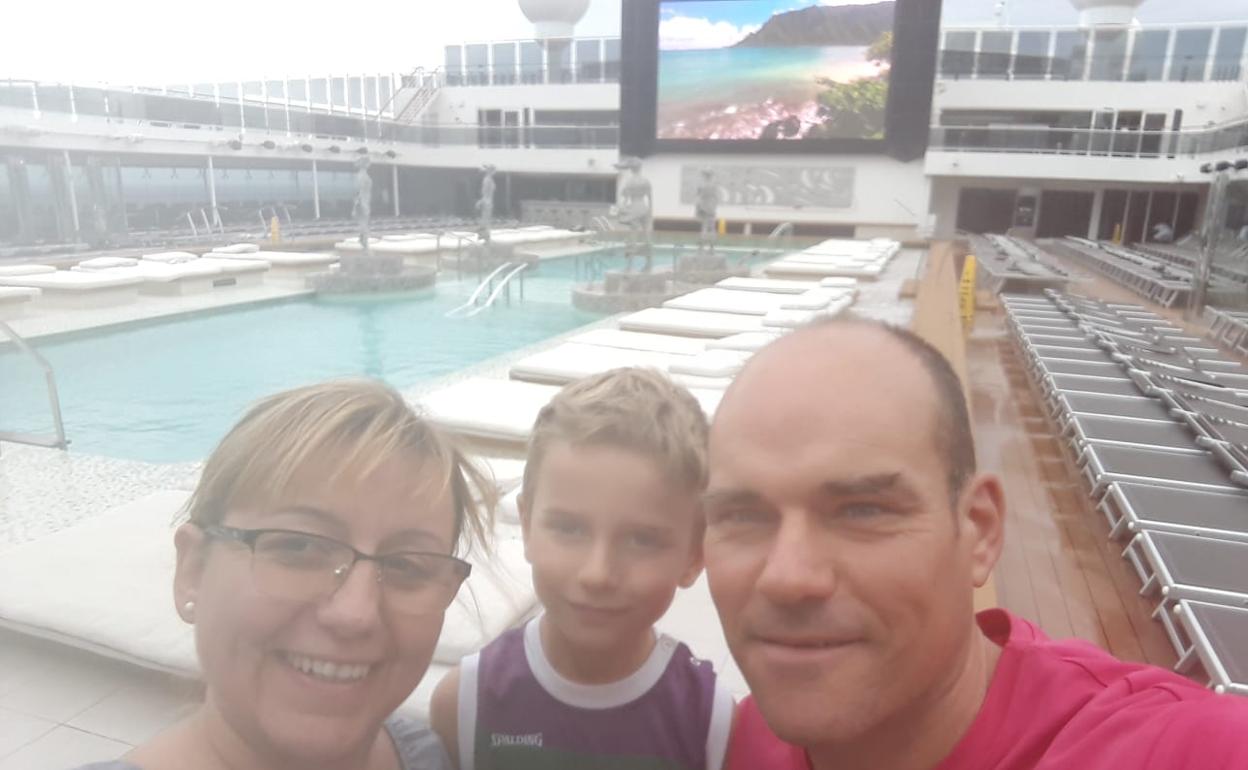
[183, 379, 493, 554]
[522, 367, 709, 500]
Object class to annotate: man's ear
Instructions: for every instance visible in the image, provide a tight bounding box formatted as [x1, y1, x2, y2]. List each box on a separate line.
[173, 523, 208, 624]
[958, 473, 1006, 592]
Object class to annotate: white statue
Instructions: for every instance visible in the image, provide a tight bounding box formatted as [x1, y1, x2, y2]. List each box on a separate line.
[351, 155, 373, 254]
[476, 164, 497, 243]
[694, 168, 719, 255]
[615, 156, 653, 272]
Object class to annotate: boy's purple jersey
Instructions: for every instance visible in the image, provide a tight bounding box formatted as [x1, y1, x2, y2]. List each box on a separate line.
[457, 617, 733, 770]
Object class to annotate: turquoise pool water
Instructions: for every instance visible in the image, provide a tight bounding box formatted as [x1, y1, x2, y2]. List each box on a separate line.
[3, 248, 736, 464]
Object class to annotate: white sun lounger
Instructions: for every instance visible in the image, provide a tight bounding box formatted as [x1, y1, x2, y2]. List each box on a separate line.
[144, 251, 199, 263]
[0, 264, 56, 277]
[716, 277, 821, 294]
[570, 329, 706, 356]
[0, 490, 538, 682]
[212, 250, 336, 286]
[209, 243, 261, 255]
[511, 343, 680, 385]
[0, 270, 144, 308]
[619, 307, 766, 338]
[0, 286, 40, 319]
[75, 260, 225, 296]
[511, 342, 742, 389]
[665, 288, 799, 316]
[765, 260, 885, 279]
[420, 378, 563, 443]
[183, 256, 270, 287]
[706, 331, 784, 352]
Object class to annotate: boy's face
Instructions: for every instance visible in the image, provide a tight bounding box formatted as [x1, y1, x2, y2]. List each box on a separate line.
[520, 441, 703, 652]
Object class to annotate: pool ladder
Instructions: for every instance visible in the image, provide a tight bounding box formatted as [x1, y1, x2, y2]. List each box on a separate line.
[0, 320, 69, 453]
[445, 261, 530, 318]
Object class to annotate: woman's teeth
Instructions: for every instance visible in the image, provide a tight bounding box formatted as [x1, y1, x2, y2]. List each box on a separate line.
[283, 653, 371, 682]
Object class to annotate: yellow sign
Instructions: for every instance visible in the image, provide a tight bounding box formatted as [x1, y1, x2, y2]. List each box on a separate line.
[959, 255, 977, 327]
[269, 216, 281, 243]
[717, 219, 727, 236]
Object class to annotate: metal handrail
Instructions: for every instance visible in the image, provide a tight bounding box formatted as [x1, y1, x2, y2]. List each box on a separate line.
[767, 222, 795, 253]
[446, 261, 515, 317]
[466, 262, 529, 316]
[0, 320, 68, 451]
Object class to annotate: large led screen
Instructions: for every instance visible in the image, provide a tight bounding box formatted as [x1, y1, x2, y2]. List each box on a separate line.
[620, 0, 939, 159]
[657, 1, 896, 142]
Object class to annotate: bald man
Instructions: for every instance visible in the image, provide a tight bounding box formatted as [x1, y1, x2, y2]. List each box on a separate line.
[703, 319, 1248, 770]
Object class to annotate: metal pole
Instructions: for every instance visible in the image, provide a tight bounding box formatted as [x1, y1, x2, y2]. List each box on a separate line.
[62, 151, 80, 237]
[206, 156, 219, 227]
[392, 164, 400, 217]
[311, 159, 321, 220]
[1188, 171, 1228, 319]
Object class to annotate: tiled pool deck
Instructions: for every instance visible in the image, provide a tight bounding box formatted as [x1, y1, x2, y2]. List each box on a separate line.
[0, 248, 921, 766]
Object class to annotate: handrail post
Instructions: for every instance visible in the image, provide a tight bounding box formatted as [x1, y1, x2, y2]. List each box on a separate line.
[0, 320, 69, 451]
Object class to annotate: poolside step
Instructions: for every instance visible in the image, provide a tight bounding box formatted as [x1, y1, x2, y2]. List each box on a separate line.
[0, 430, 68, 449]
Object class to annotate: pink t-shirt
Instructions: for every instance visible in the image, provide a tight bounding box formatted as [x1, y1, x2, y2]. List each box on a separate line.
[727, 609, 1248, 770]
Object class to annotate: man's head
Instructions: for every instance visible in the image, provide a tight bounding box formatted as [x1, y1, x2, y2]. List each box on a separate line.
[703, 319, 1005, 748]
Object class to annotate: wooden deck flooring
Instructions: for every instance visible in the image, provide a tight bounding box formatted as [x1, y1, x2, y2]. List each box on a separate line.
[958, 247, 1247, 669]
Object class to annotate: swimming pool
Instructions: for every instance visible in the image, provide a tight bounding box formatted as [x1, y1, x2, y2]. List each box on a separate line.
[3, 247, 750, 463]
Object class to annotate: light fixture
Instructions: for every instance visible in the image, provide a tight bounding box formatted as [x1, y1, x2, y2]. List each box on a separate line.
[1236, 159, 1248, 171]
[356, 146, 370, 155]
[301, 143, 313, 152]
[384, 149, 397, 159]
[227, 139, 243, 150]
[261, 139, 276, 150]
[328, 145, 341, 153]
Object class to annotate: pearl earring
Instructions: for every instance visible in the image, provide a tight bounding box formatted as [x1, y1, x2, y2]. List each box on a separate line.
[183, 601, 195, 620]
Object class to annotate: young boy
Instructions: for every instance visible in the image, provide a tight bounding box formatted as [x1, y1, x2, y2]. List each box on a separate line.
[430, 367, 734, 770]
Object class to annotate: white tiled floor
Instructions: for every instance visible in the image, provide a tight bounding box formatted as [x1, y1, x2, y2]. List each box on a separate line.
[0, 629, 197, 768]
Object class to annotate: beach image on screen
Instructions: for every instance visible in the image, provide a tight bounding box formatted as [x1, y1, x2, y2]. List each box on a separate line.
[657, 0, 895, 142]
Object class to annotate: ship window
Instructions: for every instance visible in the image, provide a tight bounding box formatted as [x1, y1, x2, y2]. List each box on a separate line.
[1213, 27, 1246, 81]
[1128, 30, 1169, 81]
[1170, 28, 1212, 81]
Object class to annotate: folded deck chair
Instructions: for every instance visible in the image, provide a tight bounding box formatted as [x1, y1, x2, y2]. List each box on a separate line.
[1066, 413, 1201, 453]
[1169, 600, 1248, 696]
[620, 307, 765, 338]
[1099, 480, 1248, 542]
[1080, 442, 1242, 499]
[1058, 392, 1175, 425]
[1123, 530, 1248, 612]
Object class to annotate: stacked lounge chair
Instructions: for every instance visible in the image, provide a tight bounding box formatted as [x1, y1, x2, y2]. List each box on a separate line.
[1004, 289, 1248, 696]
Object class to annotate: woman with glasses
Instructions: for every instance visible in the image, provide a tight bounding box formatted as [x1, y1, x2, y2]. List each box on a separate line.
[75, 379, 493, 770]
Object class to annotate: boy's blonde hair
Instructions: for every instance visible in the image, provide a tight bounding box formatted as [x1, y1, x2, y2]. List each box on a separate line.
[522, 368, 709, 500]
[184, 379, 493, 554]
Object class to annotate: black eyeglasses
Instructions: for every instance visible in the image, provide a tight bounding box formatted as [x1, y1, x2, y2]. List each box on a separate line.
[198, 524, 472, 616]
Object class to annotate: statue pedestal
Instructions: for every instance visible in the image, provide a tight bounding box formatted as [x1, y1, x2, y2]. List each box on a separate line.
[572, 270, 684, 314]
[310, 263, 436, 295]
[673, 253, 750, 286]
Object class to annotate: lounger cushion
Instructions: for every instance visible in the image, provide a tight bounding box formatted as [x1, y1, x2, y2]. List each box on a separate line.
[619, 308, 764, 338]
[511, 343, 679, 385]
[570, 329, 706, 356]
[76, 257, 139, 270]
[706, 331, 784, 352]
[189, 257, 271, 275]
[0, 490, 536, 677]
[0, 286, 40, 302]
[0, 270, 144, 289]
[420, 378, 564, 442]
[664, 288, 794, 316]
[144, 251, 199, 263]
[668, 349, 751, 379]
[0, 264, 56, 277]
[211, 243, 261, 254]
[222, 251, 337, 266]
[716, 277, 820, 294]
[782, 289, 842, 311]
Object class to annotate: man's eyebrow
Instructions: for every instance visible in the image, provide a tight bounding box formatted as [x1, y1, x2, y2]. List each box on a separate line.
[701, 488, 764, 508]
[817, 473, 918, 500]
